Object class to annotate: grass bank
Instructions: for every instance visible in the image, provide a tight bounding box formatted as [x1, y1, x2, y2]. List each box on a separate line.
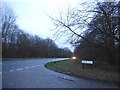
[45, 59, 118, 83]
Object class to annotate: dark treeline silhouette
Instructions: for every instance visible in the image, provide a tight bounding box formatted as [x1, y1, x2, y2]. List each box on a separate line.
[2, 31, 72, 58]
[50, 1, 120, 65]
[74, 2, 120, 65]
[2, 5, 72, 58]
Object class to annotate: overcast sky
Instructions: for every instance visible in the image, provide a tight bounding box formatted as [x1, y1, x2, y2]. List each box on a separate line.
[1, 0, 84, 52]
[1, 0, 106, 52]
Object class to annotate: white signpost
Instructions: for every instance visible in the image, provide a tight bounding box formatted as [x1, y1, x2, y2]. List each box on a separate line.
[82, 60, 93, 70]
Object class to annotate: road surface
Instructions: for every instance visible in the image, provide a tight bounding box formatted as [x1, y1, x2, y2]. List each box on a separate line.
[2, 58, 118, 88]
[0, 59, 2, 89]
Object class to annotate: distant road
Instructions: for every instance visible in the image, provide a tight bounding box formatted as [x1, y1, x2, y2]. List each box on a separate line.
[2, 58, 118, 88]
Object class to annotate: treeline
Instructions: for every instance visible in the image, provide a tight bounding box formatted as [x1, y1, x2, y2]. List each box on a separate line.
[74, 2, 120, 65]
[2, 31, 72, 58]
[50, 1, 120, 65]
[2, 5, 72, 58]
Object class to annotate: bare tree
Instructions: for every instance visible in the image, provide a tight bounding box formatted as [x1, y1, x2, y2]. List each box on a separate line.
[1, 4, 17, 44]
[49, 1, 119, 47]
[49, 1, 120, 64]
[1, 4, 18, 57]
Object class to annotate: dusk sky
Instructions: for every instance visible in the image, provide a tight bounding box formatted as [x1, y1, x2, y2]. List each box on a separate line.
[1, 0, 101, 51]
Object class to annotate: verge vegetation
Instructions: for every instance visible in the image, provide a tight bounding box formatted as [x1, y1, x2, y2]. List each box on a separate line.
[45, 59, 118, 83]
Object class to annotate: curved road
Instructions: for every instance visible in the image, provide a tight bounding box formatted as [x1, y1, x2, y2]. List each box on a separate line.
[2, 58, 118, 88]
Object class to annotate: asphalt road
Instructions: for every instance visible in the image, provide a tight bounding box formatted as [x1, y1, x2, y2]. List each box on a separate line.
[2, 58, 118, 88]
[0, 60, 2, 89]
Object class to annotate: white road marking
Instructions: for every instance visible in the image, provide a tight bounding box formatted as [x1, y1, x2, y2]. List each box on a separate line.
[32, 66, 35, 68]
[9, 70, 14, 72]
[36, 65, 40, 66]
[16, 68, 23, 71]
[4, 65, 40, 73]
[25, 67, 29, 69]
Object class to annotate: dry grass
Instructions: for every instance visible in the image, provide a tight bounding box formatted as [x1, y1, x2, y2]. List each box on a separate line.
[45, 59, 118, 83]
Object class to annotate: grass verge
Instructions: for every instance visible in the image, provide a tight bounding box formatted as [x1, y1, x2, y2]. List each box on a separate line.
[45, 59, 118, 83]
